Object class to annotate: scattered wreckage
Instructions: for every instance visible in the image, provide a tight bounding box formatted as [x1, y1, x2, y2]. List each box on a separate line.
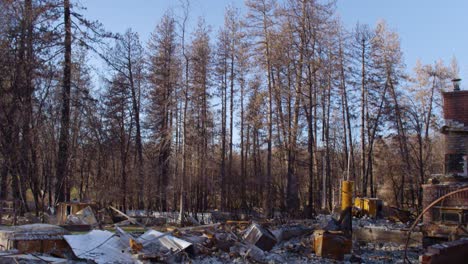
[0, 201, 432, 263]
[0, 181, 466, 263]
[0, 184, 467, 263]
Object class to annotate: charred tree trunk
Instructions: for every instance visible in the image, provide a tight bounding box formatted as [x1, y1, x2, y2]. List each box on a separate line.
[360, 37, 367, 197]
[55, 0, 72, 204]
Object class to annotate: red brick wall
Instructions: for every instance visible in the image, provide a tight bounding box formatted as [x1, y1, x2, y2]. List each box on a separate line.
[443, 91, 468, 126]
[422, 183, 468, 224]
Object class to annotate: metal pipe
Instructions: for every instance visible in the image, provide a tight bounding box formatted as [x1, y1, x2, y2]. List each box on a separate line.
[341, 181, 353, 211]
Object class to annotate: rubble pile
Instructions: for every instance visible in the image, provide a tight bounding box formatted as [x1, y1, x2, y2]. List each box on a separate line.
[0, 206, 443, 263]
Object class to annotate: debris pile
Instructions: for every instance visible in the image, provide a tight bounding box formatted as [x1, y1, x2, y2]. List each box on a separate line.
[0, 204, 455, 263]
[419, 238, 468, 264]
[0, 224, 71, 256]
[65, 230, 133, 263]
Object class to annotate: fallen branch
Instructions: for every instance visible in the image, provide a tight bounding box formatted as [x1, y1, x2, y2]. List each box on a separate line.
[109, 206, 146, 228]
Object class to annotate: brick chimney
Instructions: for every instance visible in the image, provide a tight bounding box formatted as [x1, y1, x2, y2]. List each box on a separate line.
[442, 79, 468, 176]
[422, 79, 468, 242]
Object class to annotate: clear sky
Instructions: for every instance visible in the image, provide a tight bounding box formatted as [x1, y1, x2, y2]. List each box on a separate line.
[80, 0, 468, 87]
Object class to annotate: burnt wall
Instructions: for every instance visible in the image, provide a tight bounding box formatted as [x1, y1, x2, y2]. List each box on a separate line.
[422, 183, 468, 224]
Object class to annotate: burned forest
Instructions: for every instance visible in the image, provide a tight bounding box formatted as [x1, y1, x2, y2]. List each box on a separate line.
[0, 0, 467, 263]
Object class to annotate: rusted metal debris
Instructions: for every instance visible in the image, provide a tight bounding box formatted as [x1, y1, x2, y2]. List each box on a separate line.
[243, 222, 277, 251]
[313, 230, 352, 261]
[381, 206, 412, 223]
[0, 224, 71, 257]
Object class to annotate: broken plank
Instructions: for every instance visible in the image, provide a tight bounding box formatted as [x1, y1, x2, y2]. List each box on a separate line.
[109, 206, 145, 228]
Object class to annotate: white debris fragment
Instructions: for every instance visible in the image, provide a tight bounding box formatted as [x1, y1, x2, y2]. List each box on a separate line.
[64, 230, 135, 264]
[137, 229, 193, 252]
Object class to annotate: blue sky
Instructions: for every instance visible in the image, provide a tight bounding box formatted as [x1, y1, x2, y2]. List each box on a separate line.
[80, 0, 468, 86]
